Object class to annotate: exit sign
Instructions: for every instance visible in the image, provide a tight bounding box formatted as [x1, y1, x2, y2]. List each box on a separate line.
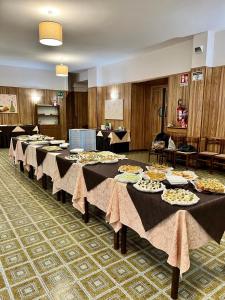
[57, 90, 64, 98]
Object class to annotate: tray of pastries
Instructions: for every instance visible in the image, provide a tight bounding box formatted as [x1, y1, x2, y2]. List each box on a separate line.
[115, 172, 142, 183]
[41, 145, 62, 152]
[147, 163, 173, 173]
[144, 170, 166, 181]
[133, 179, 165, 193]
[171, 170, 198, 180]
[192, 178, 225, 194]
[161, 189, 200, 206]
[118, 165, 143, 174]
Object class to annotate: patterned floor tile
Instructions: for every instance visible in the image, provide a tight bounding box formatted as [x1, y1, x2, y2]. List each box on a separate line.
[80, 237, 107, 254]
[50, 234, 75, 250]
[97, 288, 129, 300]
[47, 208, 68, 217]
[6, 211, 26, 221]
[210, 286, 225, 300]
[186, 269, 222, 294]
[0, 239, 21, 255]
[62, 220, 85, 233]
[55, 214, 76, 224]
[58, 245, 86, 263]
[10, 216, 32, 228]
[145, 264, 172, 289]
[203, 259, 225, 281]
[0, 230, 16, 242]
[90, 223, 111, 235]
[165, 281, 205, 299]
[11, 278, 45, 300]
[42, 226, 66, 239]
[20, 232, 45, 247]
[5, 263, 36, 285]
[1, 250, 28, 269]
[106, 260, 138, 283]
[0, 273, 6, 289]
[31, 213, 50, 222]
[68, 256, 99, 278]
[15, 224, 38, 237]
[33, 253, 63, 274]
[122, 276, 158, 299]
[26, 242, 53, 259]
[0, 289, 11, 300]
[127, 251, 158, 272]
[201, 242, 224, 256]
[36, 219, 58, 230]
[71, 228, 95, 242]
[50, 283, 89, 300]
[81, 271, 115, 298]
[42, 267, 74, 291]
[93, 248, 121, 267]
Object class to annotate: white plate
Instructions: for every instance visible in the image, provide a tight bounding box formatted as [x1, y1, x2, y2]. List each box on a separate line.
[133, 182, 165, 193]
[101, 159, 119, 164]
[166, 174, 188, 185]
[114, 173, 142, 183]
[161, 190, 200, 206]
[50, 140, 65, 145]
[70, 148, 84, 154]
[191, 180, 225, 194]
[29, 140, 49, 145]
[118, 166, 143, 174]
[78, 160, 99, 165]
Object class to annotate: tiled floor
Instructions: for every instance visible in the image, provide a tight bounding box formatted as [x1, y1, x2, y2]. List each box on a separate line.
[0, 149, 224, 300]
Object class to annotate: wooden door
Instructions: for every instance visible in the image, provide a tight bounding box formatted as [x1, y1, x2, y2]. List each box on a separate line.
[144, 86, 167, 149]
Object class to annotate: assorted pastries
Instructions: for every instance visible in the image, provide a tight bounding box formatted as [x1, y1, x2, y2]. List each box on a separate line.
[134, 179, 165, 193]
[41, 145, 62, 152]
[171, 170, 198, 180]
[194, 178, 225, 194]
[144, 170, 166, 181]
[161, 189, 199, 205]
[118, 165, 143, 174]
[147, 163, 172, 173]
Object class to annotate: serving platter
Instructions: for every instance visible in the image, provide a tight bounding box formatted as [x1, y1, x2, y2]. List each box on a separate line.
[133, 179, 165, 193]
[191, 178, 225, 194]
[115, 172, 142, 183]
[118, 165, 143, 174]
[161, 189, 200, 206]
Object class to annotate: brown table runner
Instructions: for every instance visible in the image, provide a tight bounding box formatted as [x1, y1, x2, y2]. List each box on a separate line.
[21, 142, 28, 154]
[55, 150, 75, 178]
[36, 146, 62, 166]
[127, 184, 225, 243]
[114, 131, 127, 140]
[83, 159, 147, 191]
[12, 137, 17, 150]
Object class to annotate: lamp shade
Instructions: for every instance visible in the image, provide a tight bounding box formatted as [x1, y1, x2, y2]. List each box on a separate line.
[56, 64, 68, 77]
[39, 21, 63, 46]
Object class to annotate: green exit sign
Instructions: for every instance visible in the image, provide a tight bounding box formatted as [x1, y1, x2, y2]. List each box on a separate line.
[57, 90, 64, 97]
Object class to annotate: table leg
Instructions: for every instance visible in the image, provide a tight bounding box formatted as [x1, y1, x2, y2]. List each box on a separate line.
[62, 191, 66, 204]
[171, 267, 180, 299]
[114, 232, 120, 250]
[57, 191, 61, 201]
[28, 166, 34, 179]
[121, 225, 127, 254]
[19, 161, 24, 172]
[42, 174, 47, 190]
[84, 197, 89, 223]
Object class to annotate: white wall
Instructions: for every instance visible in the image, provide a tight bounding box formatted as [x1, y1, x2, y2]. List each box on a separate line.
[88, 39, 193, 87]
[213, 30, 225, 66]
[0, 65, 68, 90]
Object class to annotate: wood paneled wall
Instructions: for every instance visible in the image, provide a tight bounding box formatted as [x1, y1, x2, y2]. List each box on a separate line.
[0, 86, 67, 139]
[67, 91, 88, 130]
[88, 83, 132, 130]
[167, 73, 190, 127]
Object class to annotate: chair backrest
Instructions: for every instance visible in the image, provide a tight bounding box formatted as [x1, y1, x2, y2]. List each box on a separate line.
[220, 139, 225, 154]
[205, 137, 222, 153]
[170, 135, 186, 148]
[186, 137, 200, 152]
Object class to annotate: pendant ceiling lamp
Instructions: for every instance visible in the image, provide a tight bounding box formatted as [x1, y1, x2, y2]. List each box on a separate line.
[56, 64, 68, 77]
[39, 21, 63, 46]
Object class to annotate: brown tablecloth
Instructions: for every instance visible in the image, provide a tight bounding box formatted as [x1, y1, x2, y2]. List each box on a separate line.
[55, 150, 75, 178]
[127, 184, 225, 243]
[12, 137, 17, 150]
[83, 159, 147, 191]
[21, 142, 29, 154]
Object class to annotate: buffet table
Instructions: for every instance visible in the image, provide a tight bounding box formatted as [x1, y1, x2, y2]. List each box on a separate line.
[0, 125, 38, 148]
[9, 137, 225, 299]
[96, 129, 130, 153]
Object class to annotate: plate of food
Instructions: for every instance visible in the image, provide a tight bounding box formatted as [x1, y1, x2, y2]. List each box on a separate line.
[146, 163, 173, 173]
[41, 145, 62, 152]
[161, 189, 200, 206]
[65, 154, 78, 161]
[133, 179, 165, 193]
[78, 158, 99, 165]
[17, 135, 30, 141]
[100, 157, 119, 164]
[192, 178, 225, 194]
[144, 170, 166, 181]
[118, 165, 143, 174]
[115, 172, 142, 183]
[50, 140, 65, 145]
[29, 140, 49, 145]
[171, 170, 198, 180]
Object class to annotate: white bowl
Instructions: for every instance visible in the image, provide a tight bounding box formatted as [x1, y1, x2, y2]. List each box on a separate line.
[60, 143, 69, 149]
[70, 148, 84, 154]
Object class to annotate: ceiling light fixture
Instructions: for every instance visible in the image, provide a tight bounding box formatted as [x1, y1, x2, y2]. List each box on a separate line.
[39, 21, 63, 46]
[56, 64, 68, 77]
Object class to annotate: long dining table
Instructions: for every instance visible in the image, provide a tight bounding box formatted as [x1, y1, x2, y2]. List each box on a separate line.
[9, 137, 225, 299]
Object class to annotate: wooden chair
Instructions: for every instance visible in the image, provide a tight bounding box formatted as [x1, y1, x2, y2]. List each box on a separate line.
[212, 139, 225, 170]
[148, 141, 164, 163]
[174, 137, 200, 169]
[196, 138, 222, 171]
[163, 135, 186, 168]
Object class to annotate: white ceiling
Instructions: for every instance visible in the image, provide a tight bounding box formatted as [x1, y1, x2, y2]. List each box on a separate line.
[0, 0, 225, 72]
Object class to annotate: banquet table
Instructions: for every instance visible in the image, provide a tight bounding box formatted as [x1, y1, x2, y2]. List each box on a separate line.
[96, 129, 130, 153]
[0, 125, 38, 148]
[9, 138, 225, 299]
